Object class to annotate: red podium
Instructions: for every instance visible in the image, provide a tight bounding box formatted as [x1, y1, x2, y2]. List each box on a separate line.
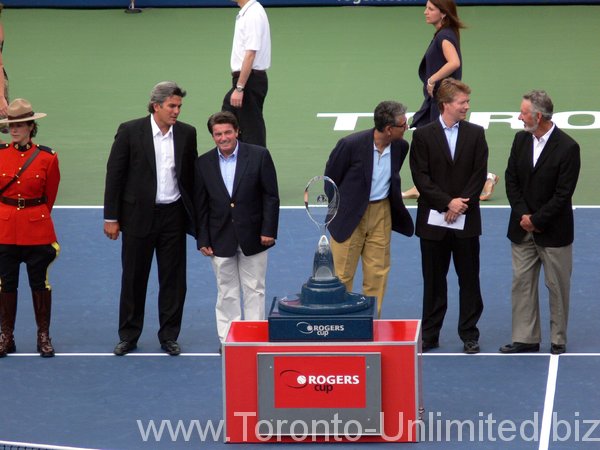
[223, 319, 423, 443]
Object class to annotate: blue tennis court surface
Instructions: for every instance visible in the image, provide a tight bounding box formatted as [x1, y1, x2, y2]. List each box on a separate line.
[1, 207, 600, 449]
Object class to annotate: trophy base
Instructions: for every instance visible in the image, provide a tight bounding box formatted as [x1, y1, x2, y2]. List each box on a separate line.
[268, 295, 376, 341]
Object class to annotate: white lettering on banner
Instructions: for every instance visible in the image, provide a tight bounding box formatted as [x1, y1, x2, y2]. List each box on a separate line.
[136, 411, 600, 443]
[296, 321, 345, 337]
[306, 374, 360, 385]
[468, 112, 521, 129]
[317, 111, 600, 131]
[553, 111, 600, 129]
[317, 113, 372, 131]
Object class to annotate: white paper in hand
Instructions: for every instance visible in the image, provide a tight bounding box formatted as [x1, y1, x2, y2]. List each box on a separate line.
[427, 209, 465, 230]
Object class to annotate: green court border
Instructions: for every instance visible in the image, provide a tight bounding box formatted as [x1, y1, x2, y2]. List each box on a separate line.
[3, 5, 599, 205]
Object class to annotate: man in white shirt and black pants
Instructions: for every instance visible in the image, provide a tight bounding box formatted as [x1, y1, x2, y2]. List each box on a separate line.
[223, 0, 270, 147]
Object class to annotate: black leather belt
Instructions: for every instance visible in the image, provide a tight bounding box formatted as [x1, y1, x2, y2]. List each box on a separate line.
[0, 196, 47, 209]
[154, 199, 182, 210]
[231, 69, 267, 77]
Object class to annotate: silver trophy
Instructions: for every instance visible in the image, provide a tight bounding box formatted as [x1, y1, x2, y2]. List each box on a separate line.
[304, 176, 339, 280]
[277, 176, 371, 314]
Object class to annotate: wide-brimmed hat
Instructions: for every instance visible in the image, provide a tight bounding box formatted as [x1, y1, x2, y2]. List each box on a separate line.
[0, 98, 47, 124]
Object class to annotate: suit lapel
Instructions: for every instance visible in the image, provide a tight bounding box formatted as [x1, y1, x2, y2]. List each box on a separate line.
[172, 122, 183, 180]
[141, 117, 157, 180]
[453, 121, 467, 163]
[364, 132, 375, 189]
[532, 127, 559, 172]
[432, 121, 454, 165]
[232, 142, 249, 199]
[209, 148, 232, 200]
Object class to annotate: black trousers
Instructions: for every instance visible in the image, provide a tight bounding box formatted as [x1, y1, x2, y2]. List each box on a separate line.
[420, 233, 484, 343]
[0, 243, 59, 292]
[222, 70, 268, 147]
[118, 201, 187, 344]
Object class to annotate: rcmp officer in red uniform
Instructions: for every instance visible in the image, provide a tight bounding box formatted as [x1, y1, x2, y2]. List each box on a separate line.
[0, 98, 60, 358]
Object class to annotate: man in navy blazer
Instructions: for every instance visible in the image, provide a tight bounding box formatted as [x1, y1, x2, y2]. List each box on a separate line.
[104, 81, 198, 356]
[410, 79, 488, 354]
[325, 101, 414, 318]
[195, 111, 279, 346]
[500, 90, 580, 355]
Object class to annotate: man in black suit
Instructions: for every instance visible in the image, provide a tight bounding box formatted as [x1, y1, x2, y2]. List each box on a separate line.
[500, 90, 580, 355]
[104, 81, 198, 356]
[325, 101, 414, 318]
[195, 111, 279, 345]
[410, 78, 488, 354]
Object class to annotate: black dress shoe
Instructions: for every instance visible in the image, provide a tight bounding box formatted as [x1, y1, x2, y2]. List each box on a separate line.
[499, 342, 540, 354]
[161, 340, 181, 356]
[551, 344, 566, 355]
[463, 340, 480, 354]
[114, 340, 137, 356]
[422, 340, 439, 352]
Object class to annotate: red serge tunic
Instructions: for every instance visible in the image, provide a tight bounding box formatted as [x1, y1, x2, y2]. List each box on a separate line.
[0, 142, 60, 245]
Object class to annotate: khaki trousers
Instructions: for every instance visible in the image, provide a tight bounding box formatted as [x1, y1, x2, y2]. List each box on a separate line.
[330, 199, 391, 318]
[211, 249, 268, 342]
[511, 233, 572, 346]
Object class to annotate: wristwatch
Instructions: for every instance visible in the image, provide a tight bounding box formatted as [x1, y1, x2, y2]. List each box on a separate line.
[235, 85, 245, 93]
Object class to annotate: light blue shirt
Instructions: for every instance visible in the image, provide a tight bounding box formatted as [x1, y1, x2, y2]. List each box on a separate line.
[370, 143, 391, 201]
[218, 142, 239, 197]
[439, 115, 459, 159]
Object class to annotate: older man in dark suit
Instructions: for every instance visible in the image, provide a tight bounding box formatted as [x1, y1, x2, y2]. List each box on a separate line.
[104, 81, 198, 356]
[410, 78, 488, 354]
[324, 101, 414, 319]
[195, 111, 279, 346]
[500, 90, 580, 355]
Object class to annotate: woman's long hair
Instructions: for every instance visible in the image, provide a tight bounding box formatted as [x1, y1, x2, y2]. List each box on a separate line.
[430, 0, 466, 41]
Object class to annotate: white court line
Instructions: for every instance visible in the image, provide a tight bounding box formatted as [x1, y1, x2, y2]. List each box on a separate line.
[5, 352, 600, 357]
[6, 352, 220, 357]
[420, 352, 600, 357]
[539, 355, 560, 450]
[0, 440, 99, 450]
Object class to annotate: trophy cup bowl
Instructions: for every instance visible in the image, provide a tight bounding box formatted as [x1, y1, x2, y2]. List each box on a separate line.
[277, 176, 372, 315]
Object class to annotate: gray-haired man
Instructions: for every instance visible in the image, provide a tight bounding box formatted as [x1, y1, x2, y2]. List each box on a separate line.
[104, 81, 198, 356]
[500, 90, 580, 355]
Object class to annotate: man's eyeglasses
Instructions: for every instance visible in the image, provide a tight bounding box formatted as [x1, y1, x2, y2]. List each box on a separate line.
[392, 121, 408, 129]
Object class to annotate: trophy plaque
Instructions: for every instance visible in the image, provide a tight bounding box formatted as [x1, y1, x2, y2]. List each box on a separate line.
[268, 176, 376, 341]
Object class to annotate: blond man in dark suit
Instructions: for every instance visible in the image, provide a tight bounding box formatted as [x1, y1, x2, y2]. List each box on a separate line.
[410, 78, 488, 354]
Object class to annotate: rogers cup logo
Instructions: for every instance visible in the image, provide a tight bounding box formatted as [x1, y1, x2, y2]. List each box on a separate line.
[279, 369, 360, 394]
[274, 356, 367, 408]
[296, 321, 345, 337]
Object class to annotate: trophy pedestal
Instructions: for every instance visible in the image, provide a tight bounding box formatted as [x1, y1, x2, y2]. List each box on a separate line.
[268, 292, 376, 342]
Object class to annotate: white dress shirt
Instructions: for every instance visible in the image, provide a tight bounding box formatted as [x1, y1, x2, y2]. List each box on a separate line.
[532, 124, 555, 167]
[151, 115, 180, 204]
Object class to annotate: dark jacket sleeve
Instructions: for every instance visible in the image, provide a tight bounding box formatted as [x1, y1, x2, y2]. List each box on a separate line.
[104, 122, 131, 221]
[259, 149, 280, 239]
